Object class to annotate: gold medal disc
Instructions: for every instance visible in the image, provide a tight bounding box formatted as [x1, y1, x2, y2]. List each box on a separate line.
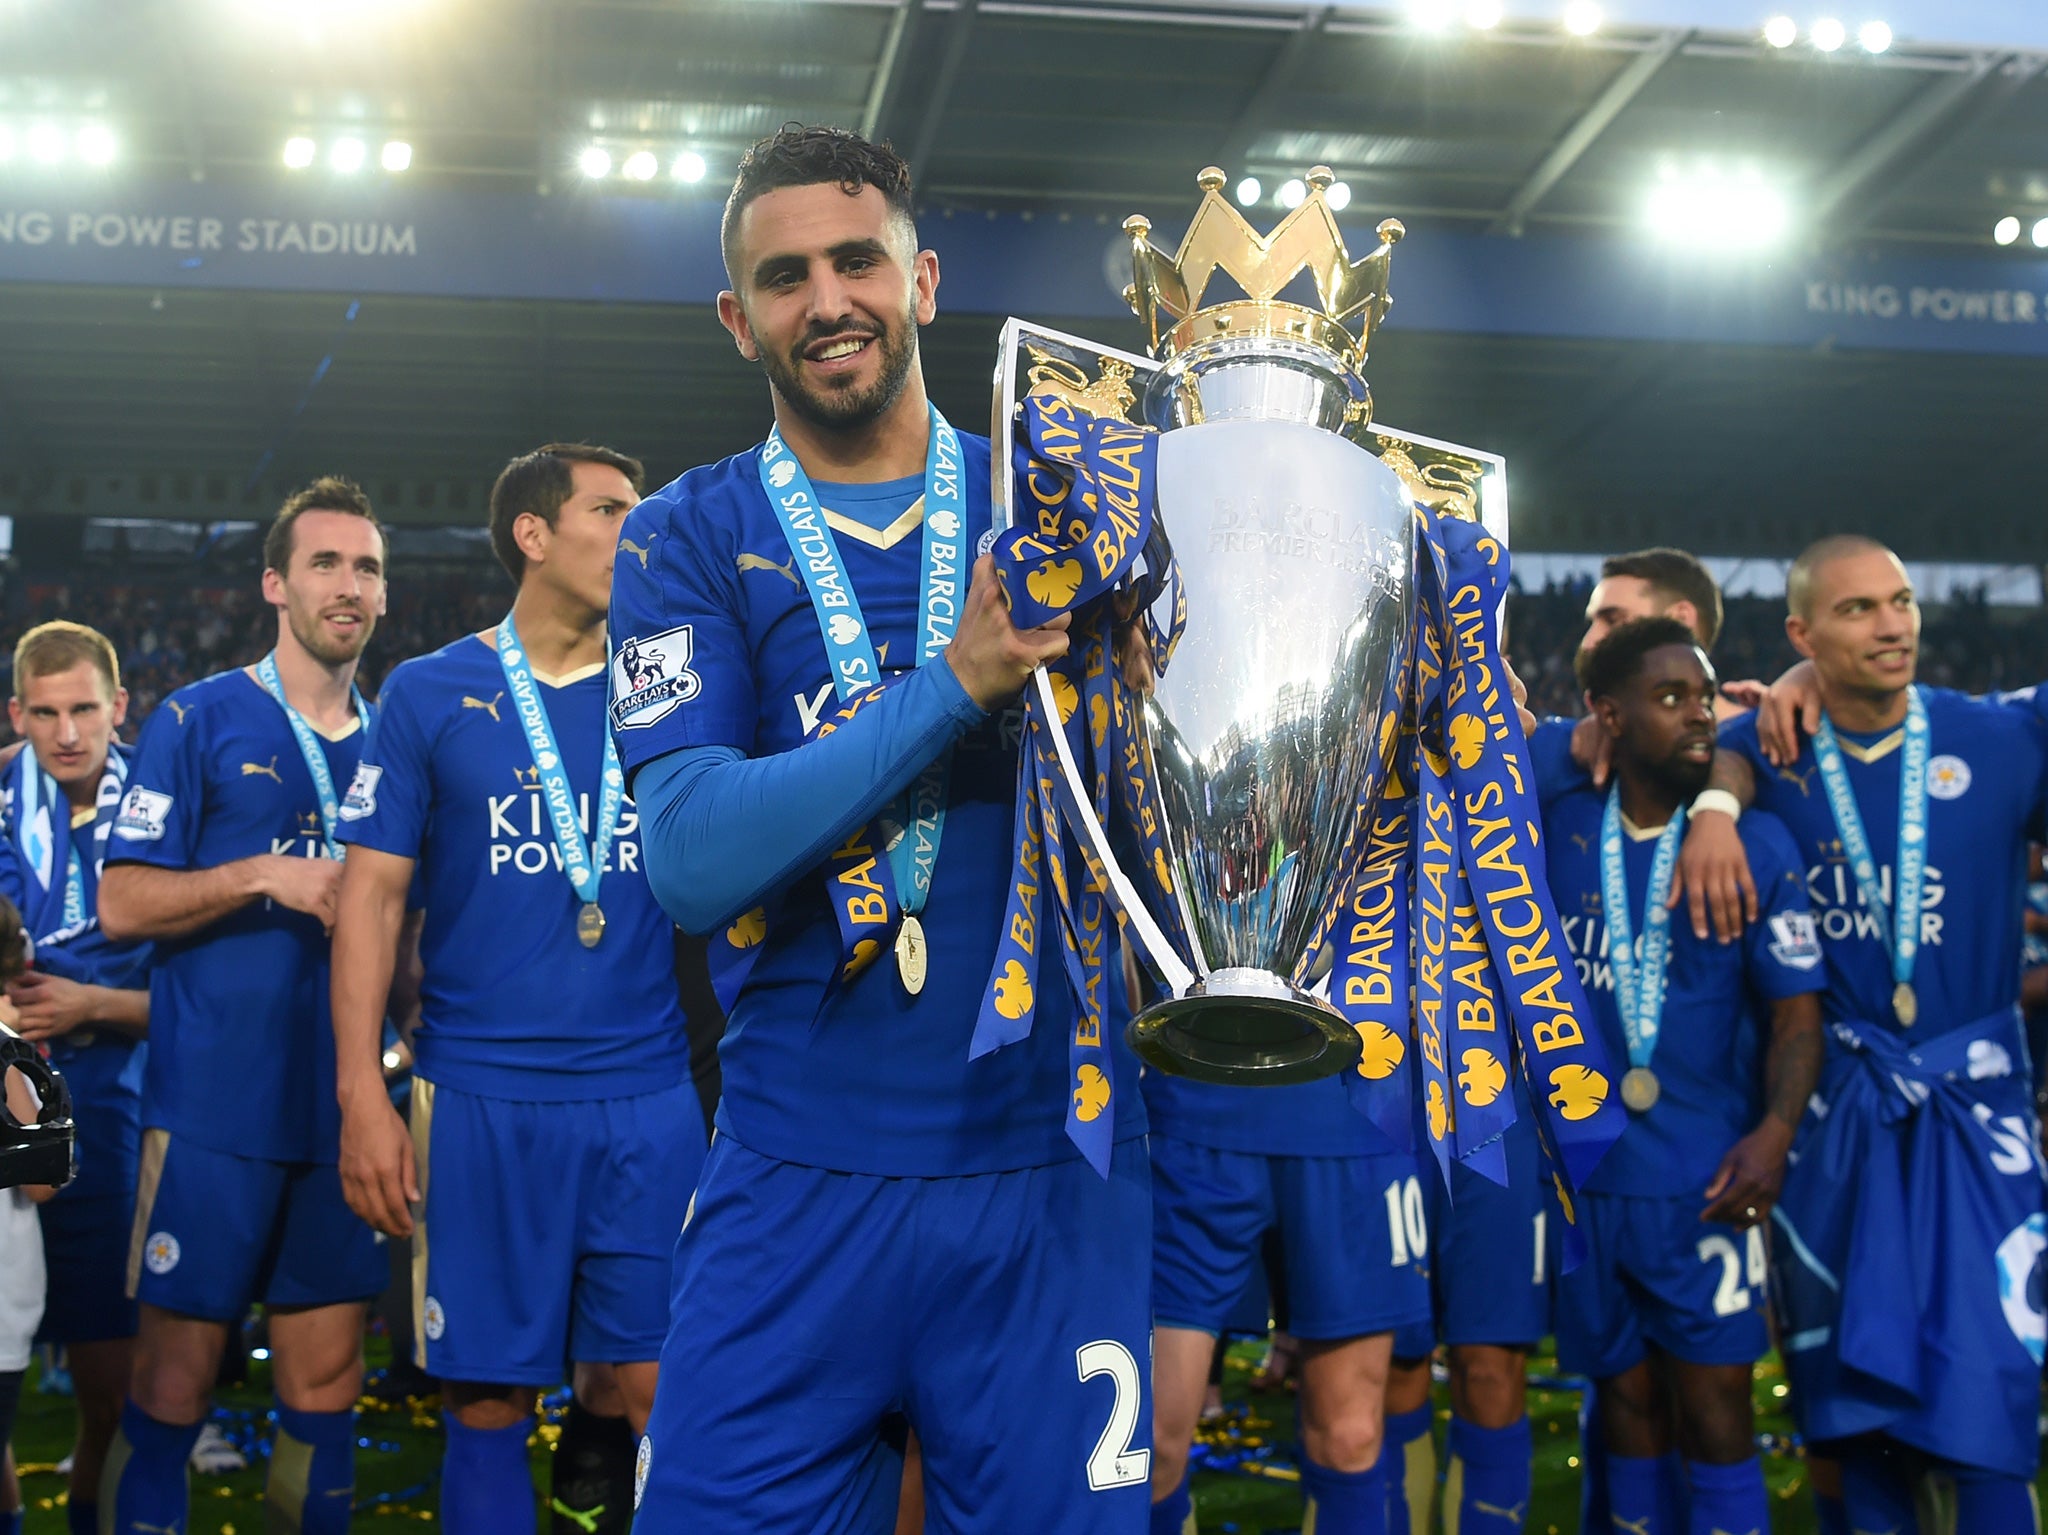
[1620, 1066, 1661, 1113]
[577, 902, 606, 949]
[895, 915, 928, 996]
[1893, 980, 1917, 1027]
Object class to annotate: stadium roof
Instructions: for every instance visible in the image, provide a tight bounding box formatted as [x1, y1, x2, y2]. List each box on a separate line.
[2, 0, 2045, 559]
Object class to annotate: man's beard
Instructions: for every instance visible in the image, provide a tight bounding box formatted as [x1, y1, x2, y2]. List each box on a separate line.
[1647, 746, 1714, 804]
[289, 604, 375, 666]
[758, 312, 919, 432]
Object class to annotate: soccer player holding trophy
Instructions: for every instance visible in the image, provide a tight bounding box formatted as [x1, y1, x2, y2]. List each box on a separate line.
[1684, 535, 2048, 1532]
[0, 622, 151, 1535]
[1546, 617, 1823, 1535]
[99, 481, 387, 1535]
[331, 444, 704, 1535]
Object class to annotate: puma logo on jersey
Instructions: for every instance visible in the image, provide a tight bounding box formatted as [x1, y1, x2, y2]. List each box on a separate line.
[165, 699, 190, 725]
[1777, 763, 1818, 796]
[619, 534, 657, 569]
[737, 551, 801, 587]
[1570, 832, 1594, 853]
[462, 692, 504, 722]
[241, 756, 282, 783]
[1475, 1500, 1525, 1527]
[1613, 1518, 1652, 1535]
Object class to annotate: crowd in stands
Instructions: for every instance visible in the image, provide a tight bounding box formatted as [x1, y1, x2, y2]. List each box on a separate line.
[0, 565, 2044, 744]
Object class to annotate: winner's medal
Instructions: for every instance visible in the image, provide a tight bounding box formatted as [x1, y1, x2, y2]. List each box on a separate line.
[759, 404, 967, 1001]
[895, 914, 928, 995]
[1620, 1067, 1661, 1112]
[1601, 788, 1685, 1118]
[1812, 689, 1930, 1030]
[497, 616, 624, 952]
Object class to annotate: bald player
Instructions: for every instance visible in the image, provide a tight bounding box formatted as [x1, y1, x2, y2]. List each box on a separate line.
[1683, 535, 2048, 1533]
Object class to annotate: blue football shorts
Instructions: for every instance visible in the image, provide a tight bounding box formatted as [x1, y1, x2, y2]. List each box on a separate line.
[410, 1077, 703, 1385]
[1150, 1136, 1432, 1343]
[1410, 1120, 1555, 1352]
[1553, 1190, 1769, 1379]
[632, 1132, 1153, 1535]
[38, 1192, 139, 1344]
[127, 1130, 384, 1319]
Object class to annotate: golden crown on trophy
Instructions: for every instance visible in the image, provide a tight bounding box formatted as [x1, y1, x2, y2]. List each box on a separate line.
[1123, 165, 1403, 375]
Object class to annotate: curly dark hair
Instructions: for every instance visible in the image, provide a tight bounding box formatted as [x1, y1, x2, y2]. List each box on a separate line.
[1575, 615, 1704, 701]
[720, 124, 915, 281]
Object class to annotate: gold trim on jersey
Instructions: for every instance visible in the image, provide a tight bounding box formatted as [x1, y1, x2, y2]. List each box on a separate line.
[823, 495, 925, 551]
[410, 1077, 435, 1371]
[1837, 728, 1905, 764]
[1618, 813, 1672, 843]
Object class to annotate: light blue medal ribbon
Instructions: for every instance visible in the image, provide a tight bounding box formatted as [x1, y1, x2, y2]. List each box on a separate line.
[1600, 787, 1685, 1111]
[497, 616, 624, 948]
[1811, 686, 1930, 1026]
[756, 403, 965, 992]
[255, 651, 368, 859]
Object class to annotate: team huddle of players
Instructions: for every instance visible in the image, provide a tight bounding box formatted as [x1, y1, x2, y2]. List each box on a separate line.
[1, 120, 2041, 1535]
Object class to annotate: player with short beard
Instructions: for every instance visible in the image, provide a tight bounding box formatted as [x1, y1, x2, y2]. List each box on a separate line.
[611, 126, 1151, 1533]
[1544, 618, 1822, 1535]
[98, 478, 388, 1535]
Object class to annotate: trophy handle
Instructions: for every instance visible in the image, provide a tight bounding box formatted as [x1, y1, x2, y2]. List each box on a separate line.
[1029, 667, 1199, 999]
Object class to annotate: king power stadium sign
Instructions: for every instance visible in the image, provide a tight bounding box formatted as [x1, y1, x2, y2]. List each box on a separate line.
[4, 179, 2048, 360]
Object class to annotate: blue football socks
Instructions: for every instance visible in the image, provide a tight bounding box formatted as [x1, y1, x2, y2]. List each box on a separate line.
[1686, 1456, 1768, 1535]
[1445, 1415, 1531, 1535]
[1299, 1452, 1388, 1535]
[103, 1399, 204, 1535]
[442, 1413, 539, 1535]
[1609, 1451, 1668, 1535]
[269, 1401, 357, 1535]
[1383, 1403, 1436, 1535]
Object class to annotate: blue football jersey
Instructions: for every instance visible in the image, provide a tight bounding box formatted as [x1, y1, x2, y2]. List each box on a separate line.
[108, 668, 364, 1164]
[1543, 792, 1823, 1196]
[336, 634, 691, 1099]
[1531, 715, 1588, 806]
[607, 438, 1146, 1178]
[1141, 1050, 1386, 1157]
[1723, 689, 2048, 1039]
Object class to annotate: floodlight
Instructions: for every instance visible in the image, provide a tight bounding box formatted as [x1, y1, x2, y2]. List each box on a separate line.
[1234, 177, 1262, 207]
[1811, 17, 1846, 51]
[283, 136, 316, 169]
[380, 140, 412, 172]
[579, 146, 612, 179]
[1993, 216, 2020, 246]
[1466, 0, 1502, 30]
[1563, 1, 1602, 36]
[1408, 0, 1457, 32]
[672, 150, 707, 183]
[2033, 218, 2048, 250]
[330, 137, 366, 172]
[622, 150, 657, 181]
[77, 124, 116, 166]
[1646, 173, 1789, 250]
[27, 123, 64, 164]
[1277, 179, 1307, 210]
[1762, 15, 1797, 47]
[1326, 181, 1352, 211]
[1858, 20, 1891, 53]
[0, 127, 13, 164]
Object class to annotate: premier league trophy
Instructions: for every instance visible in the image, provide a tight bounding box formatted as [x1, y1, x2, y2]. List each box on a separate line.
[992, 165, 1506, 1088]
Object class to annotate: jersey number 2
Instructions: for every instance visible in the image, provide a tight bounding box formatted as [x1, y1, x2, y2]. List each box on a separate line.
[1076, 1341, 1150, 1492]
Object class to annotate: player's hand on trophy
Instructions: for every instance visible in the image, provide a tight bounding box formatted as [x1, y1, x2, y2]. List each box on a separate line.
[256, 853, 344, 929]
[1701, 1120, 1791, 1229]
[947, 553, 1073, 711]
[1755, 659, 1822, 766]
[1112, 588, 1157, 698]
[1672, 801, 1755, 945]
[339, 1093, 419, 1238]
[1501, 655, 1537, 738]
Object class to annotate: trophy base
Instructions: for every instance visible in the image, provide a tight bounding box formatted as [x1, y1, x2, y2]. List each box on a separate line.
[1127, 968, 1363, 1086]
